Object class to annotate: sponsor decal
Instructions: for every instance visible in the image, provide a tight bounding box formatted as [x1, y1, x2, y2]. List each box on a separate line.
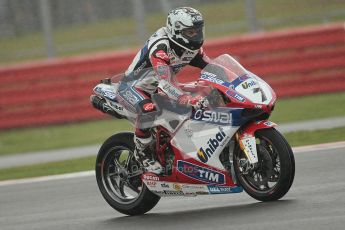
[201, 71, 217, 78]
[94, 86, 103, 94]
[223, 82, 235, 90]
[95, 86, 116, 100]
[196, 191, 210, 195]
[110, 102, 124, 111]
[238, 74, 250, 82]
[242, 80, 257, 89]
[134, 61, 147, 76]
[185, 50, 196, 55]
[255, 120, 276, 127]
[162, 84, 182, 99]
[169, 56, 176, 62]
[163, 190, 184, 195]
[167, 50, 176, 61]
[152, 191, 165, 195]
[184, 192, 197, 196]
[155, 50, 169, 61]
[197, 127, 228, 163]
[192, 14, 203, 22]
[143, 175, 159, 181]
[193, 109, 232, 125]
[171, 63, 186, 72]
[234, 94, 245, 102]
[151, 81, 159, 87]
[157, 63, 169, 76]
[146, 181, 157, 187]
[116, 96, 136, 112]
[177, 160, 226, 184]
[207, 185, 243, 194]
[143, 102, 155, 111]
[231, 74, 250, 88]
[161, 183, 170, 188]
[244, 138, 254, 153]
[241, 135, 258, 163]
[173, 183, 182, 191]
[123, 90, 139, 104]
[182, 57, 193, 62]
[200, 72, 225, 85]
[101, 103, 114, 114]
[182, 184, 206, 190]
[226, 90, 246, 103]
[264, 121, 275, 127]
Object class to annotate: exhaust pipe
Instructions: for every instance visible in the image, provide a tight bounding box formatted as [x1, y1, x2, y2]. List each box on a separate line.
[90, 95, 123, 119]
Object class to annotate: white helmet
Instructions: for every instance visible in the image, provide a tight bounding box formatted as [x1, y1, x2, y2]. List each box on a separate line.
[166, 7, 205, 51]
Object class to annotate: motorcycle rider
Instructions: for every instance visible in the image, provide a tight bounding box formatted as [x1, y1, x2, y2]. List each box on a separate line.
[118, 7, 210, 174]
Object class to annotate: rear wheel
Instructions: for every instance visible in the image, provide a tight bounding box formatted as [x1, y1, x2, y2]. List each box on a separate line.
[234, 128, 295, 201]
[95, 132, 160, 215]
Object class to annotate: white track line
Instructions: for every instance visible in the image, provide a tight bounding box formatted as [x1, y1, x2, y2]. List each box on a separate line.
[1, 141, 345, 187]
[0, 171, 94, 186]
[292, 141, 345, 153]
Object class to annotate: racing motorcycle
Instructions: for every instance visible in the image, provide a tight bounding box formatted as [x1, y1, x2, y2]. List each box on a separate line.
[91, 54, 295, 216]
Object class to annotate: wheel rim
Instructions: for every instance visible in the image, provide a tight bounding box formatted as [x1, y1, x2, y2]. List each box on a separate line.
[237, 136, 281, 193]
[101, 146, 144, 204]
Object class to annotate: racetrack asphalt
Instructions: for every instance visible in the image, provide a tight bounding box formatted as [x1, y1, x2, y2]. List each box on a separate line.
[1, 145, 345, 230]
[1, 116, 345, 169]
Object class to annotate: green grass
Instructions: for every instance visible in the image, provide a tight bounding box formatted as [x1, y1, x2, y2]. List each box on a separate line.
[285, 126, 345, 147]
[1, 126, 344, 181]
[0, 119, 132, 156]
[0, 155, 96, 181]
[1, 0, 343, 64]
[1, 91, 345, 156]
[270, 92, 345, 123]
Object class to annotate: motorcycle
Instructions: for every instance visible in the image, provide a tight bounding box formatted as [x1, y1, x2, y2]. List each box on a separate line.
[91, 54, 295, 216]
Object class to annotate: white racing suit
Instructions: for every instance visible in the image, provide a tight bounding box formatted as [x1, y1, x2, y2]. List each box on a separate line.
[117, 27, 209, 172]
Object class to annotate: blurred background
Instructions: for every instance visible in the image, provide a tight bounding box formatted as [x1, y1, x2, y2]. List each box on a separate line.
[0, 0, 344, 180]
[0, 0, 344, 63]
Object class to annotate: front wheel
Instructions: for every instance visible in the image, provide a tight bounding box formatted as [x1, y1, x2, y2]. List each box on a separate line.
[234, 128, 295, 201]
[95, 132, 160, 215]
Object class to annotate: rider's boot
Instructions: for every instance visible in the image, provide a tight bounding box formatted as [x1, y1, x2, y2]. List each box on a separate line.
[134, 134, 162, 174]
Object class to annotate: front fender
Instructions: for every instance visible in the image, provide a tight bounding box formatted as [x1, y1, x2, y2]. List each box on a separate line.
[236, 120, 277, 164]
[241, 120, 277, 136]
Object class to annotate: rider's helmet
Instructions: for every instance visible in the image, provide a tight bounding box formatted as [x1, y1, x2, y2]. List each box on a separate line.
[166, 7, 205, 51]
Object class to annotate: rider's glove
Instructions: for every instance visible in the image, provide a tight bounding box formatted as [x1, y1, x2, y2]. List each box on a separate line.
[178, 95, 208, 110]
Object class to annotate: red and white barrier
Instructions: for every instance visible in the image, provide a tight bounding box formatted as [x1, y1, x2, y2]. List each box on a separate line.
[0, 23, 344, 129]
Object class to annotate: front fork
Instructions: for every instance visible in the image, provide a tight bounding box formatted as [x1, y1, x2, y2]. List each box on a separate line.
[234, 120, 277, 174]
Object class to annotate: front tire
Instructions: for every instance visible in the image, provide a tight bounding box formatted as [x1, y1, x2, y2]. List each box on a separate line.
[234, 128, 295, 201]
[95, 132, 160, 215]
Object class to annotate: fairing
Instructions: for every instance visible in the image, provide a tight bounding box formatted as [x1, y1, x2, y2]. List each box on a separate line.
[91, 54, 278, 196]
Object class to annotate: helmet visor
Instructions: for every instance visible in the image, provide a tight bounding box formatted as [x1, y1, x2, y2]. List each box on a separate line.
[181, 25, 204, 43]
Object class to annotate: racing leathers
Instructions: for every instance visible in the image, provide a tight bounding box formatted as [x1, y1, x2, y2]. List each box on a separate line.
[117, 27, 210, 173]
